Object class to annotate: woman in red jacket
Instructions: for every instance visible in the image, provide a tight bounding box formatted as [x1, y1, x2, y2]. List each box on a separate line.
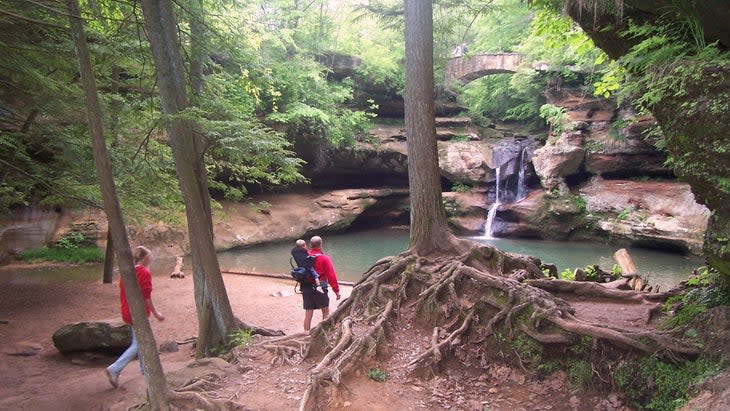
[105, 246, 164, 388]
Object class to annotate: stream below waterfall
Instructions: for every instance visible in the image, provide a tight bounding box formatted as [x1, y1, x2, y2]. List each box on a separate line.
[1, 228, 702, 291]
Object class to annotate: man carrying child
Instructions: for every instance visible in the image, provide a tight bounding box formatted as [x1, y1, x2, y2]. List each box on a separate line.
[291, 236, 341, 331]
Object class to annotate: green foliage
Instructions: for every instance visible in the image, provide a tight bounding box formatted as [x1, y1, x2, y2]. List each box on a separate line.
[451, 183, 471, 193]
[583, 140, 605, 152]
[367, 367, 388, 382]
[450, 134, 471, 142]
[663, 302, 707, 329]
[513, 333, 560, 374]
[19, 246, 104, 264]
[17, 230, 102, 264]
[593, 60, 625, 98]
[228, 329, 253, 348]
[518, 9, 605, 73]
[249, 201, 272, 214]
[567, 360, 593, 388]
[539, 104, 568, 136]
[571, 195, 587, 212]
[1, 0, 386, 216]
[55, 232, 87, 250]
[663, 266, 730, 328]
[583, 265, 599, 280]
[460, 64, 558, 128]
[615, 207, 634, 222]
[210, 329, 253, 357]
[560, 268, 575, 281]
[615, 356, 720, 411]
[611, 264, 622, 277]
[686, 266, 715, 287]
[468, 0, 533, 53]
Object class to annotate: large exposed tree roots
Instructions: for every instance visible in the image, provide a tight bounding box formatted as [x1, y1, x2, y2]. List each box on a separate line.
[256, 240, 699, 410]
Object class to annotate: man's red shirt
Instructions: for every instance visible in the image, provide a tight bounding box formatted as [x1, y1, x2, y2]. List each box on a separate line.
[308, 248, 340, 294]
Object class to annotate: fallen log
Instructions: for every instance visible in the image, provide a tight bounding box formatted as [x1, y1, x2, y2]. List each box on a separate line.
[614, 248, 638, 276]
[170, 256, 185, 278]
[221, 270, 355, 286]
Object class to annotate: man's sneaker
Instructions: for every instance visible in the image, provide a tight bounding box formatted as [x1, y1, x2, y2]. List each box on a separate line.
[105, 368, 119, 388]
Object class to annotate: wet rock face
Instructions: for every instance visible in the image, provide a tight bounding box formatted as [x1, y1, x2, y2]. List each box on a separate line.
[579, 179, 709, 254]
[563, 1, 730, 273]
[497, 179, 710, 253]
[0, 209, 63, 262]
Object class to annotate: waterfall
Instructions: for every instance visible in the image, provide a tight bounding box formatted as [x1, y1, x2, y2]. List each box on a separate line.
[484, 166, 501, 239]
[516, 147, 527, 201]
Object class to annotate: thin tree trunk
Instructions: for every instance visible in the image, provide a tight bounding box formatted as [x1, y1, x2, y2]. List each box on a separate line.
[404, 0, 455, 255]
[140, 0, 238, 354]
[65, 1, 168, 408]
[103, 229, 114, 283]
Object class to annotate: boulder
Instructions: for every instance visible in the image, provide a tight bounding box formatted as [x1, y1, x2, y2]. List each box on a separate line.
[438, 141, 490, 184]
[52, 320, 131, 354]
[532, 132, 585, 189]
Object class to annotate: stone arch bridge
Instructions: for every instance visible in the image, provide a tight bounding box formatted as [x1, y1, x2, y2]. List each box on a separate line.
[446, 53, 530, 85]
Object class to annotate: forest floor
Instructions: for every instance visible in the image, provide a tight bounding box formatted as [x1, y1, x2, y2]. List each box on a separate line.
[0, 266, 726, 411]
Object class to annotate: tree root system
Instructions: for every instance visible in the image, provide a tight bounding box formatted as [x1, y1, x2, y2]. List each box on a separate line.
[253, 240, 699, 410]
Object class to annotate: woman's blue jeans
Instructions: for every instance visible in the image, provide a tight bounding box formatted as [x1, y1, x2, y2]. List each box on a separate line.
[107, 328, 144, 376]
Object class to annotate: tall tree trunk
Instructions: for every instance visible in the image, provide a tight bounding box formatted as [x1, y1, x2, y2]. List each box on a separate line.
[140, 0, 238, 353]
[403, 0, 457, 255]
[65, 1, 168, 408]
[186, 0, 217, 357]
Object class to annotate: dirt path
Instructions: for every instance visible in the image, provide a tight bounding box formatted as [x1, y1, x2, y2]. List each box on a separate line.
[0, 269, 672, 411]
[0, 273, 352, 411]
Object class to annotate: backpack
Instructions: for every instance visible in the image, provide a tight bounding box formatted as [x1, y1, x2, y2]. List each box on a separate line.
[290, 253, 320, 284]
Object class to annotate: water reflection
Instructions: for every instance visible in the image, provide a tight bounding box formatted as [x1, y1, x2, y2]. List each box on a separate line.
[1, 228, 701, 291]
[216, 229, 701, 291]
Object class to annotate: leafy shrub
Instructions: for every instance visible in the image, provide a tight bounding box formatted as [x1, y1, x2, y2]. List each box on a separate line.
[451, 183, 471, 193]
[210, 329, 253, 357]
[616, 207, 634, 222]
[571, 195, 587, 212]
[539, 104, 568, 136]
[367, 367, 388, 382]
[583, 265, 599, 280]
[568, 359, 593, 388]
[55, 231, 87, 250]
[615, 356, 720, 411]
[559, 268, 575, 281]
[450, 134, 471, 142]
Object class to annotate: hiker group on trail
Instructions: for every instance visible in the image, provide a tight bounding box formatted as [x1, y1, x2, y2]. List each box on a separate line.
[102, 236, 340, 389]
[290, 235, 341, 331]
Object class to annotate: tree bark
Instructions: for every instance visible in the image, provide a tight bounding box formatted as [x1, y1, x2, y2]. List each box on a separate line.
[103, 229, 113, 283]
[65, 1, 168, 408]
[140, 0, 238, 354]
[403, 0, 456, 255]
